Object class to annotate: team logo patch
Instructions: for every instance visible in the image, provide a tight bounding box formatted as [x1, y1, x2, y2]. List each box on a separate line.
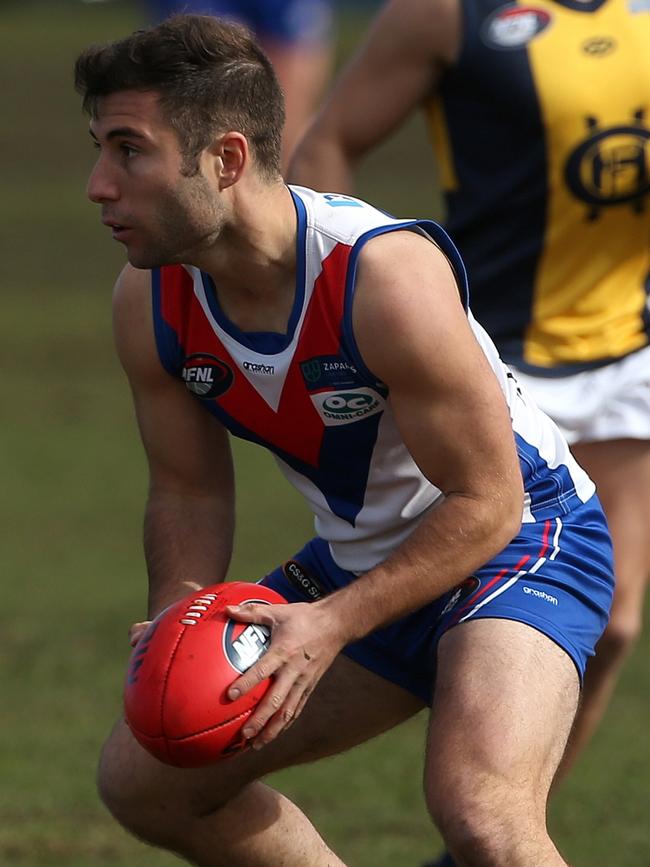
[223, 601, 273, 674]
[481, 4, 551, 49]
[300, 355, 359, 391]
[310, 388, 385, 426]
[283, 560, 325, 600]
[440, 576, 481, 617]
[565, 110, 650, 217]
[182, 353, 233, 399]
[582, 36, 616, 57]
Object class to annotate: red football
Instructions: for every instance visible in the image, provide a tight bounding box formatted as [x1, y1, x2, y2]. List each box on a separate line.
[124, 581, 287, 767]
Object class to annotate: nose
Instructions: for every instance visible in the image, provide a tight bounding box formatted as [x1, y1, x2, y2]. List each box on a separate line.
[86, 156, 120, 204]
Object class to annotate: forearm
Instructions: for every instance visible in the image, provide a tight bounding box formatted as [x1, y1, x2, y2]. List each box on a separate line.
[320, 491, 522, 643]
[143, 488, 235, 618]
[287, 130, 358, 194]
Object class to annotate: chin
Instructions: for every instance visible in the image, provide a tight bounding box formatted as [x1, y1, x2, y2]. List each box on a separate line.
[126, 250, 167, 270]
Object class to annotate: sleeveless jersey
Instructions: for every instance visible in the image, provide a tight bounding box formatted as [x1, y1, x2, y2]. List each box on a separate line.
[152, 185, 594, 571]
[426, 0, 650, 374]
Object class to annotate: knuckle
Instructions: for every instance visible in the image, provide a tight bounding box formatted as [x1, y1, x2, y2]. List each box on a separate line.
[273, 641, 293, 662]
[254, 661, 269, 680]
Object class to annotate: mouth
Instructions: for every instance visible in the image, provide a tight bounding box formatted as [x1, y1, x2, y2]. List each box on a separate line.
[103, 218, 132, 241]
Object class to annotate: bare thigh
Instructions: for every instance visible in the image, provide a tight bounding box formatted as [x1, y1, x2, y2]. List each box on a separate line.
[572, 438, 650, 632]
[100, 653, 424, 818]
[426, 619, 579, 816]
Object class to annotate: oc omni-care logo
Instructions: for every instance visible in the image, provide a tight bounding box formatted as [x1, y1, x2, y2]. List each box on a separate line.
[310, 387, 386, 427]
[565, 110, 650, 219]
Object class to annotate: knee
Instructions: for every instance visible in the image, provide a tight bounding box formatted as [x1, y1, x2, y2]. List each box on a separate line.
[96, 722, 231, 846]
[96, 729, 163, 841]
[425, 774, 541, 864]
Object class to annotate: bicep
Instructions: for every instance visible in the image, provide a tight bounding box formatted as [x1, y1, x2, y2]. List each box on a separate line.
[353, 234, 520, 499]
[291, 0, 456, 175]
[132, 373, 234, 497]
[113, 265, 234, 497]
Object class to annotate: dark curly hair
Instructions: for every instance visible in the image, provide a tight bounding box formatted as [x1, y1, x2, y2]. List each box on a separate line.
[74, 14, 285, 179]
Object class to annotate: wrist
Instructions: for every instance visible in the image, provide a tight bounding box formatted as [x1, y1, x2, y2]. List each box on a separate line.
[147, 580, 208, 618]
[315, 587, 373, 645]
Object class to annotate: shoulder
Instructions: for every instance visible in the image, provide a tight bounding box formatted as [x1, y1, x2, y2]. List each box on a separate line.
[112, 264, 162, 385]
[352, 230, 470, 383]
[292, 184, 418, 246]
[113, 263, 151, 316]
[364, 0, 461, 66]
[355, 229, 461, 305]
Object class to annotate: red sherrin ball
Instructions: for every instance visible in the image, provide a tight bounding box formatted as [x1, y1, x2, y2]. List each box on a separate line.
[124, 581, 287, 767]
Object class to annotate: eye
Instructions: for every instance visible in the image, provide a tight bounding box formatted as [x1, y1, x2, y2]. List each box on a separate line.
[121, 143, 138, 158]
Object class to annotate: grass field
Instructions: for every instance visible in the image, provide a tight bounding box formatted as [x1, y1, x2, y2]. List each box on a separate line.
[2, 1, 649, 865]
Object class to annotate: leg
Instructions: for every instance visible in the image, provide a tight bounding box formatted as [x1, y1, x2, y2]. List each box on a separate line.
[98, 654, 423, 866]
[556, 438, 650, 780]
[425, 619, 579, 866]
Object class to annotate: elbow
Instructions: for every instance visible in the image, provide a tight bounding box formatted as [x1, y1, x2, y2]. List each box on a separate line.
[494, 475, 525, 549]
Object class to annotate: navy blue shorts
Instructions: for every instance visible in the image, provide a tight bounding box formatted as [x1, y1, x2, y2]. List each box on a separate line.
[148, 0, 332, 44]
[261, 496, 614, 704]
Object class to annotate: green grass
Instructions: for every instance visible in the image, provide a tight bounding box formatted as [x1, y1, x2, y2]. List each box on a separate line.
[2, 1, 648, 865]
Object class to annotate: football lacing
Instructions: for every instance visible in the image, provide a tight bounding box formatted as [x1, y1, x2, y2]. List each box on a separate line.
[180, 592, 220, 626]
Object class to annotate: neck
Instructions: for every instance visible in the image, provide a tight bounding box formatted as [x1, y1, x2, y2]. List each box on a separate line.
[193, 182, 299, 333]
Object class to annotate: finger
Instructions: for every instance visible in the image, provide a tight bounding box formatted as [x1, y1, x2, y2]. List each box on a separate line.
[241, 664, 304, 744]
[291, 685, 314, 723]
[129, 622, 151, 647]
[225, 603, 278, 625]
[250, 675, 312, 748]
[228, 648, 284, 700]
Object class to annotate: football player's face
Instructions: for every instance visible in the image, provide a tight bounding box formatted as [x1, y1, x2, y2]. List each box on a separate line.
[87, 90, 225, 269]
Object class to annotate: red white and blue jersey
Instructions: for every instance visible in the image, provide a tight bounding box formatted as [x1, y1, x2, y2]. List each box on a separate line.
[151, 185, 595, 572]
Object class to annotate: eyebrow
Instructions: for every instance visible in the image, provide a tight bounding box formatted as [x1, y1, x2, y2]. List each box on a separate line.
[89, 127, 148, 142]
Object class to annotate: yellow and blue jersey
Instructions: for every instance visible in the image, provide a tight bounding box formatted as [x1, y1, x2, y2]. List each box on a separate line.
[426, 0, 650, 373]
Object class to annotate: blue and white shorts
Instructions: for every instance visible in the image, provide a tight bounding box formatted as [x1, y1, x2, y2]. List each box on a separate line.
[261, 496, 614, 704]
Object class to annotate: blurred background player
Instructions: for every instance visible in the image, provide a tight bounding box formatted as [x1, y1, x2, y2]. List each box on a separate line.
[289, 1, 650, 863]
[146, 0, 333, 166]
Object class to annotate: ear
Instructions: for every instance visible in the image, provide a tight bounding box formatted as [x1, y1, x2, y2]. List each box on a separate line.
[209, 132, 248, 190]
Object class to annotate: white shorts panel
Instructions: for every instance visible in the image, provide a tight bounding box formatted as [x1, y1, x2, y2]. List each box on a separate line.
[510, 345, 650, 445]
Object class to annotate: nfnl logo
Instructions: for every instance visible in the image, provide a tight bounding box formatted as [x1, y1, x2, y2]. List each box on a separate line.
[182, 353, 233, 399]
[223, 602, 272, 673]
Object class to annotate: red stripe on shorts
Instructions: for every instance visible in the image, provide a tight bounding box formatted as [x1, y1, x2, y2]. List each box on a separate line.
[449, 554, 532, 624]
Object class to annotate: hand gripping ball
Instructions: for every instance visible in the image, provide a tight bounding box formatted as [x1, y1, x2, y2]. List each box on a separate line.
[124, 581, 287, 767]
